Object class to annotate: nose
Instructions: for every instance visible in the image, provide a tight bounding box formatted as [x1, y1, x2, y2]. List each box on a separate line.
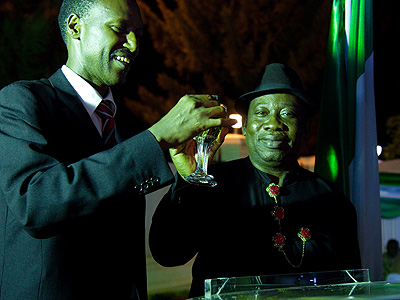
[263, 114, 283, 131]
[123, 32, 138, 53]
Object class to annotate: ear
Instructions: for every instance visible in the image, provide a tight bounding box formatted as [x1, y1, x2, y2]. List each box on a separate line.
[242, 118, 248, 136]
[67, 14, 82, 40]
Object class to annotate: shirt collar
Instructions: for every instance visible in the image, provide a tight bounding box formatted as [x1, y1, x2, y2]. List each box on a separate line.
[253, 161, 303, 187]
[61, 65, 116, 117]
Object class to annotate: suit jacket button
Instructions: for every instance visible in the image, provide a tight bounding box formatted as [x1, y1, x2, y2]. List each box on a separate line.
[134, 184, 143, 193]
[151, 177, 160, 184]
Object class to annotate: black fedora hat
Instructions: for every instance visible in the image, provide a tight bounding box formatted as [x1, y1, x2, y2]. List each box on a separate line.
[235, 63, 318, 116]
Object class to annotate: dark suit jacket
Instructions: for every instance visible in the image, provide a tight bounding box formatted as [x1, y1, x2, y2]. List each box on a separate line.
[0, 70, 174, 300]
[150, 157, 361, 297]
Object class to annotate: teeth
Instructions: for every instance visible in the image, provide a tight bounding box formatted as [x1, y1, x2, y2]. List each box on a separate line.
[115, 56, 131, 64]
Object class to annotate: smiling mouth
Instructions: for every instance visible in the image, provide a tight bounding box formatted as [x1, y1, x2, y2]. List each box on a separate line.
[264, 140, 284, 147]
[114, 55, 132, 65]
[260, 137, 289, 149]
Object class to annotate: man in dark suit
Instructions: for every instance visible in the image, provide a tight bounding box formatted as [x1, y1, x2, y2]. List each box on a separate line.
[150, 63, 362, 297]
[0, 0, 235, 299]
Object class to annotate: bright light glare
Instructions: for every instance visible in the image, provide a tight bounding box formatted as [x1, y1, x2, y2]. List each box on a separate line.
[377, 145, 382, 156]
[327, 145, 339, 181]
[229, 114, 242, 129]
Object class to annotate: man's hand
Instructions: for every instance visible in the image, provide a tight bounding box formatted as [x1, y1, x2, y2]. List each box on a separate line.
[149, 94, 236, 150]
[170, 127, 230, 178]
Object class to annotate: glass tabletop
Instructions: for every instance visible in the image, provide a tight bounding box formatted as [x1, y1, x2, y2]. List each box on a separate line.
[203, 269, 370, 299]
[199, 281, 400, 299]
[189, 269, 400, 299]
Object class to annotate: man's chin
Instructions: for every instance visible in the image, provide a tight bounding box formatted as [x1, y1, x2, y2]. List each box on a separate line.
[106, 73, 129, 87]
[260, 151, 296, 165]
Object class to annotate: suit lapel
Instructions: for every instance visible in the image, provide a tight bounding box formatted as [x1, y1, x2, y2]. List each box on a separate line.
[48, 70, 105, 150]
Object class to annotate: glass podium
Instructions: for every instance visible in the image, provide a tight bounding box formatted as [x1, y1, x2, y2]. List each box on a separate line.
[194, 269, 400, 299]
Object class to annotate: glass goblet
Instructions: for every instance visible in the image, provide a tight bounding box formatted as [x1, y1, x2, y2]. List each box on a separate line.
[184, 125, 222, 187]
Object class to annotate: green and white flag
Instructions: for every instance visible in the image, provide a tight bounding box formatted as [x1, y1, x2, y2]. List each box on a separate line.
[315, 0, 382, 280]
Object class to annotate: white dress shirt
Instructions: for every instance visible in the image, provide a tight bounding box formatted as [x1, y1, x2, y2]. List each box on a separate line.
[61, 65, 117, 138]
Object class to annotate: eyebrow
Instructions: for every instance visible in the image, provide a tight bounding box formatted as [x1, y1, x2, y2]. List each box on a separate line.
[253, 102, 297, 109]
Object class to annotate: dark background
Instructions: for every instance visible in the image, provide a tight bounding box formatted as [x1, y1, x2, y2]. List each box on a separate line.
[0, 0, 397, 157]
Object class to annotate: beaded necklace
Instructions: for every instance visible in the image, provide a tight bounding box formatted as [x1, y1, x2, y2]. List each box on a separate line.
[267, 182, 311, 268]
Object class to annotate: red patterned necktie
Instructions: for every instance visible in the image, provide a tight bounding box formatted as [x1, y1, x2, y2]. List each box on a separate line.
[95, 100, 117, 149]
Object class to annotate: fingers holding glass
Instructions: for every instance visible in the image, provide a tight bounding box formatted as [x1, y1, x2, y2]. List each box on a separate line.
[183, 95, 225, 187]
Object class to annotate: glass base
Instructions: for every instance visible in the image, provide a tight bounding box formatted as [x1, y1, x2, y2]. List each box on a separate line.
[184, 172, 217, 187]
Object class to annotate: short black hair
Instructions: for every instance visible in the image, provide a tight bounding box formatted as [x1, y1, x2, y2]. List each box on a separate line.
[58, 0, 96, 44]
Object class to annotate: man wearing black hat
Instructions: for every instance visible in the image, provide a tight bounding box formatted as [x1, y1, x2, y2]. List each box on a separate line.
[149, 63, 361, 298]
